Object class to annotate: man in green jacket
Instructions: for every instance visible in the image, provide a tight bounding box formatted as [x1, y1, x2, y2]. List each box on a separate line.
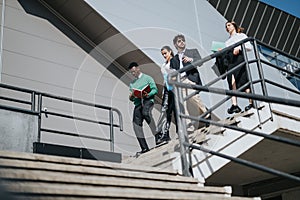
[128, 62, 159, 154]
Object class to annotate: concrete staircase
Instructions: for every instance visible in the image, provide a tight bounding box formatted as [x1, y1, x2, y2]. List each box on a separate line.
[124, 102, 300, 187]
[123, 109, 246, 178]
[0, 151, 260, 199]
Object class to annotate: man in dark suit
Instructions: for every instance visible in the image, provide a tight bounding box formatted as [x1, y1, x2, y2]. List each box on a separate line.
[170, 34, 209, 130]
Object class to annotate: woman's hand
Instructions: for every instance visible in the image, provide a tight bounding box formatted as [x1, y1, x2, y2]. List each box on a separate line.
[233, 47, 240, 55]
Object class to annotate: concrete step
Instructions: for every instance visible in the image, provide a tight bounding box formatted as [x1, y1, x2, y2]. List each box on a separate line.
[0, 151, 259, 199]
[235, 103, 271, 130]
[123, 140, 180, 171]
[123, 117, 237, 175]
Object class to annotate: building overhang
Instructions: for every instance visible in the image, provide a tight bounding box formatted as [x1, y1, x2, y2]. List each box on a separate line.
[38, 0, 164, 98]
[206, 107, 300, 191]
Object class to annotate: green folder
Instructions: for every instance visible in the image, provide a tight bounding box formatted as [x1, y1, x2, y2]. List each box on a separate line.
[211, 41, 226, 52]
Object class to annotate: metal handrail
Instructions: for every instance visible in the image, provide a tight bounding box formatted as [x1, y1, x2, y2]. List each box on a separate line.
[168, 37, 300, 182]
[0, 83, 123, 152]
[174, 81, 300, 107]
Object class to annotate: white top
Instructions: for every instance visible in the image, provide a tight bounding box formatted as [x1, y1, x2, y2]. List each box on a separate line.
[161, 62, 174, 91]
[225, 33, 252, 51]
[138, 72, 143, 79]
[161, 62, 171, 75]
[178, 49, 187, 77]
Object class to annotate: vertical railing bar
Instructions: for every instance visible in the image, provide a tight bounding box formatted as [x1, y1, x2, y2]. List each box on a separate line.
[37, 94, 42, 143]
[242, 43, 262, 127]
[109, 109, 114, 152]
[173, 73, 192, 177]
[253, 40, 274, 121]
[31, 91, 35, 112]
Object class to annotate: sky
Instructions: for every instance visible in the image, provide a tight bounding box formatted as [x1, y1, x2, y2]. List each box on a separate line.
[259, 0, 300, 18]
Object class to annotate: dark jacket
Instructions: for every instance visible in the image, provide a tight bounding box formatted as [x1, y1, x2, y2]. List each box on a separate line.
[170, 48, 202, 85]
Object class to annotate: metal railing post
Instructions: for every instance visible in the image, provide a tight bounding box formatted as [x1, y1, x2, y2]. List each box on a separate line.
[109, 109, 114, 152]
[37, 94, 42, 143]
[173, 73, 193, 177]
[253, 39, 273, 121]
[242, 43, 263, 127]
[31, 91, 35, 112]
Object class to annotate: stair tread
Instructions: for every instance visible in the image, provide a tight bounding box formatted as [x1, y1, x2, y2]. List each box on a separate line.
[0, 151, 260, 199]
[0, 158, 196, 184]
[0, 150, 176, 175]
[0, 168, 230, 194]
[1, 181, 256, 200]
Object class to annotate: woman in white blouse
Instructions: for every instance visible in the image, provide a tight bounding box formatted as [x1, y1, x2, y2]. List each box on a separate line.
[225, 21, 253, 114]
[155, 46, 177, 144]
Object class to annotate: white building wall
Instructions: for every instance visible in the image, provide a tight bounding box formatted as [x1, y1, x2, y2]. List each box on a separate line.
[0, 0, 150, 155]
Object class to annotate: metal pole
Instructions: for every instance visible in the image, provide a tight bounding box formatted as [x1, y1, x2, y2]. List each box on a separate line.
[31, 91, 36, 112]
[173, 73, 192, 177]
[242, 43, 262, 127]
[37, 94, 42, 143]
[253, 40, 273, 121]
[0, 0, 5, 82]
[109, 109, 114, 152]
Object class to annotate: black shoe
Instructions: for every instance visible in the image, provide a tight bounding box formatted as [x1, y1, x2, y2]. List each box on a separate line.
[155, 133, 163, 145]
[141, 148, 149, 153]
[137, 148, 149, 154]
[245, 104, 253, 111]
[205, 115, 211, 127]
[161, 133, 171, 143]
[227, 105, 241, 114]
[136, 148, 149, 157]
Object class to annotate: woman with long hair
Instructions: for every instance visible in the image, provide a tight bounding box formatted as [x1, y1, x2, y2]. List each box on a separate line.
[155, 45, 177, 144]
[225, 21, 253, 114]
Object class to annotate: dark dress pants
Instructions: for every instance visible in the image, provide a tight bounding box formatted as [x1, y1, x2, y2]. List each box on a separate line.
[227, 51, 249, 90]
[133, 99, 155, 150]
[156, 86, 177, 135]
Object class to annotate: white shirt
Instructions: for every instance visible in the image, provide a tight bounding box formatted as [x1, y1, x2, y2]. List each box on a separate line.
[137, 72, 143, 79]
[161, 62, 174, 91]
[178, 49, 187, 77]
[161, 62, 170, 75]
[225, 33, 252, 51]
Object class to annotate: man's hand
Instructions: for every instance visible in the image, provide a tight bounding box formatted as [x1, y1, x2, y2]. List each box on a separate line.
[142, 91, 149, 98]
[129, 92, 135, 101]
[182, 56, 193, 63]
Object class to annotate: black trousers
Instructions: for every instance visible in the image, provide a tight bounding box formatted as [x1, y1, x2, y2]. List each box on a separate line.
[215, 50, 249, 90]
[227, 52, 249, 90]
[132, 99, 156, 150]
[156, 86, 177, 134]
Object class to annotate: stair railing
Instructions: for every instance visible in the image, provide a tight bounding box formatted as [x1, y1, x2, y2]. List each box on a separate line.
[0, 83, 123, 152]
[168, 37, 300, 181]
